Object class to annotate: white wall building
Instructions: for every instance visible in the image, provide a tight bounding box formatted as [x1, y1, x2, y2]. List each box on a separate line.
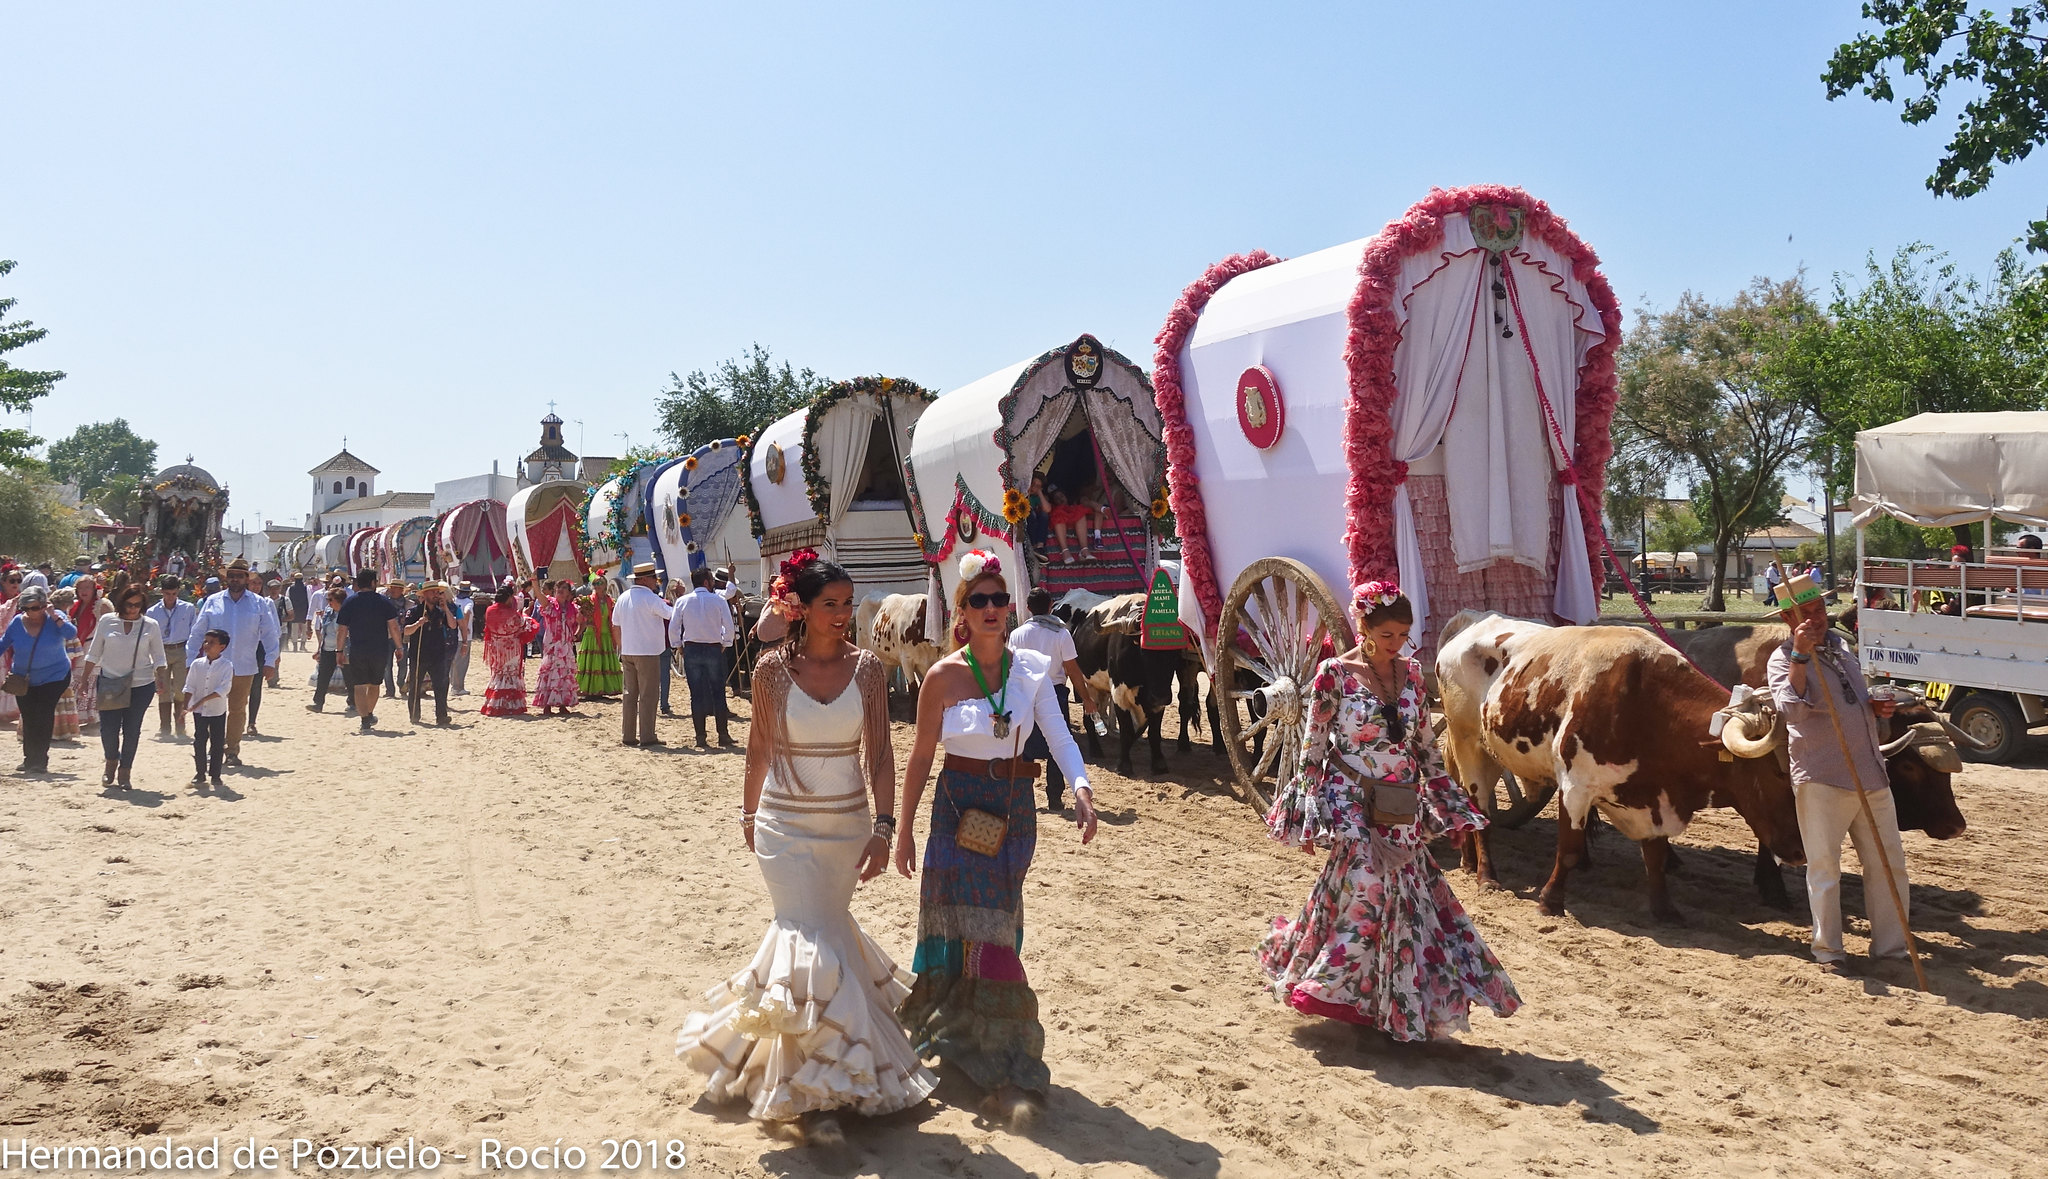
[433, 470, 520, 516]
[307, 449, 381, 532]
[318, 491, 436, 538]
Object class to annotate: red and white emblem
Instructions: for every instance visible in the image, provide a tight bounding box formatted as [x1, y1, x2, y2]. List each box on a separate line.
[1236, 365, 1284, 449]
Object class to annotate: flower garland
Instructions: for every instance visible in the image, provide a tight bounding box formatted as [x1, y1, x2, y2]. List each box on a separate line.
[1339, 184, 1621, 592]
[1152, 250, 1286, 636]
[798, 375, 936, 518]
[917, 475, 1014, 564]
[579, 453, 678, 571]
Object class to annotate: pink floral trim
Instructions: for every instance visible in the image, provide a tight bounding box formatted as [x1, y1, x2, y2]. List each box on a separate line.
[1341, 185, 1622, 591]
[1153, 249, 1285, 636]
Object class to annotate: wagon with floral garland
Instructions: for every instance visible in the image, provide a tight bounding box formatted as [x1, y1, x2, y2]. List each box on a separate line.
[427, 498, 513, 586]
[506, 479, 591, 584]
[581, 456, 679, 584]
[905, 332, 1170, 634]
[647, 437, 760, 592]
[740, 376, 935, 599]
[1157, 185, 1623, 811]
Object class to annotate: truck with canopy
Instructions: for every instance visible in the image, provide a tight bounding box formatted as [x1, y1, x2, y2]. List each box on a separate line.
[1852, 411, 2048, 762]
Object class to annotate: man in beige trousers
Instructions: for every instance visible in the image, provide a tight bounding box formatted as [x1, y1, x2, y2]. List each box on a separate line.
[612, 563, 673, 747]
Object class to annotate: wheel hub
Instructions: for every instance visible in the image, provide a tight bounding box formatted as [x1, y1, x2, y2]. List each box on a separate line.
[1257, 677, 1302, 730]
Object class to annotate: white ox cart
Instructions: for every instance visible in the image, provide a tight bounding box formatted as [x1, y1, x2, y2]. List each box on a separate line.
[429, 498, 512, 586]
[742, 376, 934, 597]
[1158, 185, 1623, 807]
[583, 457, 676, 584]
[907, 333, 1167, 631]
[1853, 411, 2048, 762]
[648, 437, 761, 591]
[507, 479, 591, 584]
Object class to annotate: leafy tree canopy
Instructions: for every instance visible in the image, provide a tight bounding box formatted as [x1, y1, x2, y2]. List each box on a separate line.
[1616, 277, 1818, 610]
[0, 259, 67, 465]
[1826, 2, 2048, 250]
[47, 418, 159, 498]
[656, 345, 829, 451]
[0, 463, 81, 562]
[1792, 244, 2048, 495]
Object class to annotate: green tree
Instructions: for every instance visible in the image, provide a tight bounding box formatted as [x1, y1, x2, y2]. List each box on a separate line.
[0, 462, 81, 562]
[0, 259, 67, 465]
[47, 418, 158, 499]
[1646, 502, 1708, 556]
[1826, 2, 2048, 251]
[656, 344, 829, 450]
[1616, 278, 1818, 610]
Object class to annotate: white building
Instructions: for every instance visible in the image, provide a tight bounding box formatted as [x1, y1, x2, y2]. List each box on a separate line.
[434, 468, 520, 516]
[318, 491, 436, 538]
[307, 449, 382, 532]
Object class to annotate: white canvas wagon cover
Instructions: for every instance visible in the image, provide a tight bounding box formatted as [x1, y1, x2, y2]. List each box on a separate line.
[1852, 411, 2048, 528]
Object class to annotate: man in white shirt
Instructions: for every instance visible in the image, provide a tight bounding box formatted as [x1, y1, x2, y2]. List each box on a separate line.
[673, 566, 736, 749]
[612, 562, 675, 747]
[147, 575, 200, 738]
[713, 568, 742, 687]
[1011, 587, 1097, 811]
[185, 559, 280, 766]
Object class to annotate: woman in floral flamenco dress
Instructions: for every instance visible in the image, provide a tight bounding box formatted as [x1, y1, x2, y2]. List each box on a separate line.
[532, 580, 583, 716]
[576, 576, 622, 698]
[1261, 581, 1520, 1042]
[677, 550, 935, 1145]
[479, 585, 539, 717]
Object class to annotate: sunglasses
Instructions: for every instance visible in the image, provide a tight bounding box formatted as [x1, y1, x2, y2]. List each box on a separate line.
[1379, 699, 1407, 744]
[23, 603, 46, 612]
[966, 592, 1011, 610]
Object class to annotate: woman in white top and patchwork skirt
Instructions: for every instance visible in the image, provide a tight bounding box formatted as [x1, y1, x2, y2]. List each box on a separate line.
[676, 550, 935, 1144]
[894, 549, 1096, 1126]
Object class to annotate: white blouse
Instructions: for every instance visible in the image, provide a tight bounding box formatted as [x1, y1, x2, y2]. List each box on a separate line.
[941, 648, 1091, 793]
[84, 616, 168, 683]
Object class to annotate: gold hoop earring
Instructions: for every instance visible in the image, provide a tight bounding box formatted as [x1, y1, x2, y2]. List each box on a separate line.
[1364, 637, 1378, 658]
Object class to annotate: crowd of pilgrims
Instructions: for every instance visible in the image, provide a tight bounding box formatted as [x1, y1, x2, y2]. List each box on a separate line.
[0, 545, 1525, 1147]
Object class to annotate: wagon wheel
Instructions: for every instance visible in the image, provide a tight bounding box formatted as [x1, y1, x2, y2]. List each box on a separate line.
[1485, 770, 1555, 829]
[1215, 557, 1356, 812]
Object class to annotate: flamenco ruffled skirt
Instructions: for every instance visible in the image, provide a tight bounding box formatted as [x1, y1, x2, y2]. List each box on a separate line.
[677, 789, 935, 1121]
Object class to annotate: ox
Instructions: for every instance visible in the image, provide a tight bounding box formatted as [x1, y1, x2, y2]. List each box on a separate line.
[1059, 592, 1201, 776]
[858, 592, 945, 699]
[1672, 621, 1975, 891]
[1438, 614, 1806, 923]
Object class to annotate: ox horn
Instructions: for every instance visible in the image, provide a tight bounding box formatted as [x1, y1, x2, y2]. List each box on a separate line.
[1878, 730, 1915, 758]
[1936, 715, 1997, 753]
[1720, 710, 1782, 759]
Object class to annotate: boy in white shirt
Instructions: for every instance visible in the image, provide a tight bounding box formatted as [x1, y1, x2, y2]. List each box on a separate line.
[183, 628, 234, 788]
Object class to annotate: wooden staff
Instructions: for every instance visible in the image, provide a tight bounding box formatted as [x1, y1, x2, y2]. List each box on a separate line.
[1773, 561, 1929, 992]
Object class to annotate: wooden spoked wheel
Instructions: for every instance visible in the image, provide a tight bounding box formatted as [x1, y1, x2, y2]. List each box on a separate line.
[1214, 557, 1356, 812]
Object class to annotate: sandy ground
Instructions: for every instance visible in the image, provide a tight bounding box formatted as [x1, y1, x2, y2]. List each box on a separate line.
[3, 650, 2046, 1178]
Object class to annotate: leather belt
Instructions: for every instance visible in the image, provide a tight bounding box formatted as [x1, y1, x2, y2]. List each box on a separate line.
[943, 754, 1042, 780]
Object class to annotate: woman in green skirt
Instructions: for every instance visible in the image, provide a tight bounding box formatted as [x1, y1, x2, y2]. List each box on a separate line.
[576, 575, 622, 698]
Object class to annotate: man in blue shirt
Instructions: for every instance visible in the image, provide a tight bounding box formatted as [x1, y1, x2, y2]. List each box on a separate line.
[185, 559, 280, 767]
[147, 575, 200, 738]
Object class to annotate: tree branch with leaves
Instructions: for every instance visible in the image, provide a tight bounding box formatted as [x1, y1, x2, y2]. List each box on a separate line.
[0, 259, 67, 465]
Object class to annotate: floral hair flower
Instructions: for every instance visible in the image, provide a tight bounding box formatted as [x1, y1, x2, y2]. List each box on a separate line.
[767, 548, 821, 619]
[1352, 579, 1402, 610]
[957, 548, 1001, 585]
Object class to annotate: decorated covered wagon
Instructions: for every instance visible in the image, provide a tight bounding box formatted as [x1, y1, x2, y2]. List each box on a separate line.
[345, 526, 380, 578]
[429, 498, 512, 586]
[742, 376, 933, 597]
[906, 333, 1168, 630]
[582, 456, 678, 583]
[310, 532, 349, 576]
[1157, 185, 1621, 806]
[507, 479, 591, 584]
[648, 437, 759, 589]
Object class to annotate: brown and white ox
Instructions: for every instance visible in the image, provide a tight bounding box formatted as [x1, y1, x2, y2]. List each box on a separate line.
[857, 592, 946, 698]
[1057, 591, 1203, 776]
[1673, 621, 1976, 894]
[1437, 614, 1806, 923]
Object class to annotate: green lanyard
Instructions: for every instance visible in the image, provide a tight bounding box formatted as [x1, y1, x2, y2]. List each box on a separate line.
[965, 647, 1011, 723]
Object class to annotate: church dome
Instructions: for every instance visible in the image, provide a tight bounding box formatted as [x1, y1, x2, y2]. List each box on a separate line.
[154, 462, 219, 488]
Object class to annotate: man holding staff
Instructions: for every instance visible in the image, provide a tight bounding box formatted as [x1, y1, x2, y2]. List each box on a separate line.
[1765, 568, 1912, 976]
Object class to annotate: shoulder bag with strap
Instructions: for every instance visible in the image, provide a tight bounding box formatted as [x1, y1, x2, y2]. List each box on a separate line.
[2, 623, 48, 697]
[95, 620, 150, 711]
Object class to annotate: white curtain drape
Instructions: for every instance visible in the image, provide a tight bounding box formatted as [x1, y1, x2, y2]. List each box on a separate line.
[1387, 246, 1489, 643]
[1384, 222, 1605, 635]
[824, 395, 883, 525]
[1009, 388, 1077, 485]
[1085, 386, 1164, 507]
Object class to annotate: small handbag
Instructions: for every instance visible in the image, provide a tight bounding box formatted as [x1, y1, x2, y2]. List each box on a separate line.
[95, 621, 149, 712]
[949, 713, 1024, 857]
[2, 626, 47, 697]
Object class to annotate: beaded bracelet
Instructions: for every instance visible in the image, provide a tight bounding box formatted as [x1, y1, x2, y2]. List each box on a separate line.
[872, 814, 898, 839]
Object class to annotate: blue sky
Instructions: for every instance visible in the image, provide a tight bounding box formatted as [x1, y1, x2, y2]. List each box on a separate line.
[5, 1, 2042, 530]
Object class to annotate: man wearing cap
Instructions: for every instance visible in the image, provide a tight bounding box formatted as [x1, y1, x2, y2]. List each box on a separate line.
[612, 562, 674, 747]
[58, 556, 90, 590]
[672, 566, 735, 748]
[186, 559, 280, 766]
[402, 581, 464, 726]
[147, 576, 199, 737]
[1765, 570, 1907, 973]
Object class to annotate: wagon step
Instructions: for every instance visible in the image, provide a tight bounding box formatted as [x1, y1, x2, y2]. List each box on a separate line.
[1032, 522, 1150, 595]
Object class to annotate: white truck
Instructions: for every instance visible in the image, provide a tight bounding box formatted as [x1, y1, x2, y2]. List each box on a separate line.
[1853, 412, 2048, 762]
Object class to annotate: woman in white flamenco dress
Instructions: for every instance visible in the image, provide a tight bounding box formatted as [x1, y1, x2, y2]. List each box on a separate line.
[676, 552, 935, 1140]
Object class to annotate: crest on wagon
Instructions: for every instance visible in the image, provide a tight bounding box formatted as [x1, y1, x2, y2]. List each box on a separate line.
[1065, 334, 1104, 390]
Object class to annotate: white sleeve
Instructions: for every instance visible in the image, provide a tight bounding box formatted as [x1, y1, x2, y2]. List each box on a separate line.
[1058, 630, 1077, 664]
[1032, 671, 1090, 794]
